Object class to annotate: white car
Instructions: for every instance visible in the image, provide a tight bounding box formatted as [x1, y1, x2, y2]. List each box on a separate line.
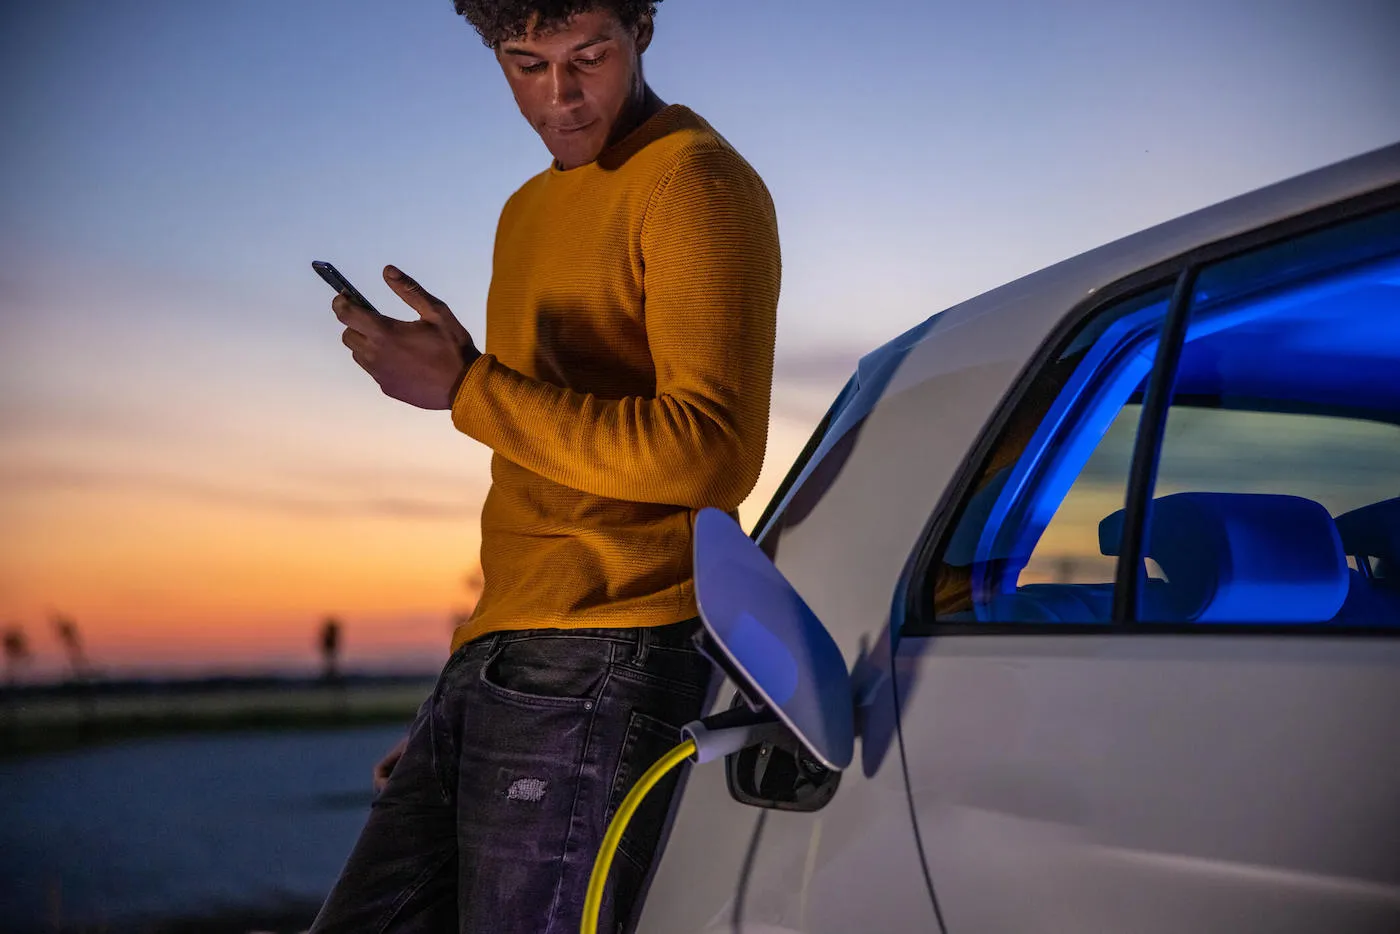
[637, 141, 1400, 934]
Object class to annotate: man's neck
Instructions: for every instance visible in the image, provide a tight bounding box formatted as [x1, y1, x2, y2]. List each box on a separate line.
[604, 84, 667, 153]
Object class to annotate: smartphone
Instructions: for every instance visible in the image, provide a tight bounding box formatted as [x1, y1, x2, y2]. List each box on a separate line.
[312, 260, 380, 314]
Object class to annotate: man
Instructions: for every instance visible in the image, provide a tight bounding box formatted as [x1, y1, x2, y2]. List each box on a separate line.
[311, 1, 780, 931]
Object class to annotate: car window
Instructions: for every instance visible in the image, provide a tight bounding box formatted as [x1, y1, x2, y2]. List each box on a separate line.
[923, 202, 1400, 629]
[929, 286, 1173, 623]
[1117, 206, 1400, 625]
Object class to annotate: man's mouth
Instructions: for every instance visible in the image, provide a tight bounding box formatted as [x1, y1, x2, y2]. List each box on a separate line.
[548, 120, 595, 135]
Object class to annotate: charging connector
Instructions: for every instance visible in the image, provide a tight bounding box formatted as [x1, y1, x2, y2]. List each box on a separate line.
[680, 705, 787, 764]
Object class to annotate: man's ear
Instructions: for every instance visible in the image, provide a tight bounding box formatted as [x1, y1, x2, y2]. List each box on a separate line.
[634, 14, 654, 55]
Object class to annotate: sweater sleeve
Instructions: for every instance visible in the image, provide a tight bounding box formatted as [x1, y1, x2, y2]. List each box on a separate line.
[450, 145, 781, 511]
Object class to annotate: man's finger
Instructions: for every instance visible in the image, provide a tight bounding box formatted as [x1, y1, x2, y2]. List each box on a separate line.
[333, 293, 385, 336]
[383, 265, 449, 322]
[341, 328, 370, 356]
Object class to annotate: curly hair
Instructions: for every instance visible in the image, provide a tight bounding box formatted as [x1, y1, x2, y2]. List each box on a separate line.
[453, 0, 662, 47]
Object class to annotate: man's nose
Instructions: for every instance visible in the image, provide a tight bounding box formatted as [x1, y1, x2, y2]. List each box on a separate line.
[549, 64, 584, 106]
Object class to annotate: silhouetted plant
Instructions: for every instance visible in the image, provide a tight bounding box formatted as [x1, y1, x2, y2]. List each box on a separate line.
[50, 612, 90, 682]
[320, 616, 343, 682]
[3, 625, 30, 687]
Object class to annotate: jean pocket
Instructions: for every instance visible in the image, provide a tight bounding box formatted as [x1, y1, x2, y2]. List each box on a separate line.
[477, 636, 612, 710]
[612, 644, 714, 701]
[605, 710, 693, 871]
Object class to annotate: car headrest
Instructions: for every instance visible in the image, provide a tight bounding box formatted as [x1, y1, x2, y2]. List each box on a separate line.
[1334, 497, 1399, 564]
[1099, 492, 1348, 622]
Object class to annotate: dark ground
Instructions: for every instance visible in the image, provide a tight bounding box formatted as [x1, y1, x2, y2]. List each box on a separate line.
[1, 679, 431, 934]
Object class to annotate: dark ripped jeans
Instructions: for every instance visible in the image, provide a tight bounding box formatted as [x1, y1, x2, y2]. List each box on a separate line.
[309, 618, 714, 934]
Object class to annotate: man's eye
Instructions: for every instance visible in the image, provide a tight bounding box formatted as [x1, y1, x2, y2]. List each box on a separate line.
[519, 61, 547, 74]
[576, 54, 607, 68]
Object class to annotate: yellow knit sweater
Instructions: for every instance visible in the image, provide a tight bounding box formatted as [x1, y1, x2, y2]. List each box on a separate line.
[448, 104, 781, 650]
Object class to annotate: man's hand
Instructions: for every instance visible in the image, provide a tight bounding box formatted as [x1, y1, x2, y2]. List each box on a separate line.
[334, 265, 482, 409]
[373, 735, 409, 794]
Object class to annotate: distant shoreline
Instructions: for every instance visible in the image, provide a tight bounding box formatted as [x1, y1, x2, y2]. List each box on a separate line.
[1, 669, 441, 695]
[0, 674, 434, 759]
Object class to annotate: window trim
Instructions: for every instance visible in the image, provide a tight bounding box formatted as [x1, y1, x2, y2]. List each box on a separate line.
[1111, 268, 1198, 623]
[900, 181, 1400, 638]
[966, 291, 1172, 604]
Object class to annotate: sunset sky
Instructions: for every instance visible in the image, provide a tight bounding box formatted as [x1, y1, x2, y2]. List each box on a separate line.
[2, 0, 1398, 678]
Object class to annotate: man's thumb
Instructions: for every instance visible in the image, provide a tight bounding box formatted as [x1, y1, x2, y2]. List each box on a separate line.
[385, 265, 471, 346]
[384, 265, 440, 320]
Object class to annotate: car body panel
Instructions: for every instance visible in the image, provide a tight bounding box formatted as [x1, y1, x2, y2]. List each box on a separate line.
[894, 634, 1400, 933]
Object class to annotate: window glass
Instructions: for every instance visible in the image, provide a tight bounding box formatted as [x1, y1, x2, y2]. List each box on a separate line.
[930, 287, 1171, 622]
[1019, 404, 1138, 588]
[1129, 208, 1400, 625]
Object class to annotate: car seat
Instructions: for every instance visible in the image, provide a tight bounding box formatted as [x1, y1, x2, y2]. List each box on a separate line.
[1333, 497, 1400, 626]
[1097, 492, 1350, 623]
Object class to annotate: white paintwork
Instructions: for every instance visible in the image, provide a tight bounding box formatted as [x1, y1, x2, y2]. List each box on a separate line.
[894, 634, 1400, 932]
[641, 142, 1400, 932]
[638, 673, 943, 934]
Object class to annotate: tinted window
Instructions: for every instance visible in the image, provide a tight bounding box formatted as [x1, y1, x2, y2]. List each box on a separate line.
[1119, 208, 1400, 625]
[930, 287, 1172, 623]
[925, 204, 1400, 629]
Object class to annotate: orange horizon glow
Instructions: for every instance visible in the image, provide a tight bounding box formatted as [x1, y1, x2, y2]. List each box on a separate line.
[0, 415, 816, 679]
[1, 490, 479, 676]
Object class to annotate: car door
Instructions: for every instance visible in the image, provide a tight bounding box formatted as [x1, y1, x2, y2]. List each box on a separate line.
[892, 197, 1400, 932]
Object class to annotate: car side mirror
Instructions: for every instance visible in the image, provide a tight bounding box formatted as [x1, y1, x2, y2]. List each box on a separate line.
[691, 508, 855, 773]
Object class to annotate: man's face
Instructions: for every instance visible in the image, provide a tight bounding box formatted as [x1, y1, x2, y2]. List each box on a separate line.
[496, 8, 649, 170]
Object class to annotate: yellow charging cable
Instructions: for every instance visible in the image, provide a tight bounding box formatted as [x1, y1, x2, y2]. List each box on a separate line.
[581, 738, 698, 934]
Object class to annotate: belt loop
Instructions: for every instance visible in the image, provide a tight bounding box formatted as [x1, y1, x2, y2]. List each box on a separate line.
[632, 626, 651, 666]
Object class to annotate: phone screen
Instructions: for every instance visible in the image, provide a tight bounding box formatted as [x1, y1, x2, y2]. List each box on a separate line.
[312, 261, 380, 314]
